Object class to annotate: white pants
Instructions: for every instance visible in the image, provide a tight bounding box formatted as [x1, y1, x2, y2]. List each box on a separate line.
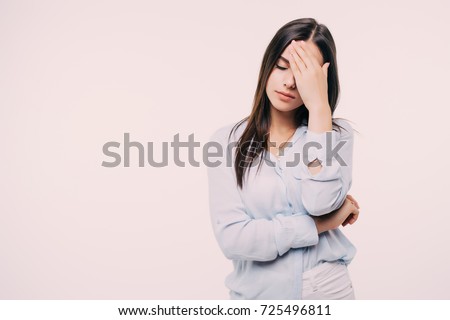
[301, 261, 355, 300]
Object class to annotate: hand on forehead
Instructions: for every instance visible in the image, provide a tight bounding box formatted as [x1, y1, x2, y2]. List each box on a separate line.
[288, 40, 324, 66]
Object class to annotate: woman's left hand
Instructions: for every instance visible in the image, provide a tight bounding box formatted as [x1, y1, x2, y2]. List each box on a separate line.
[287, 40, 330, 113]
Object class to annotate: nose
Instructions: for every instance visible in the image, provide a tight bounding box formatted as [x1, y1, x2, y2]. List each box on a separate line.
[284, 71, 296, 89]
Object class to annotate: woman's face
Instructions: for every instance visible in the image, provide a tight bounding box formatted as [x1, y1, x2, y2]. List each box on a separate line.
[265, 40, 324, 113]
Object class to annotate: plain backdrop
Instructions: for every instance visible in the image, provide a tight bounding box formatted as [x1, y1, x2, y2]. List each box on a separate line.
[1, 0, 449, 299]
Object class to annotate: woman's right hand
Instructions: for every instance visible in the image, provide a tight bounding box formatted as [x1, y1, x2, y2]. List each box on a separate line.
[342, 194, 360, 227]
[312, 195, 360, 234]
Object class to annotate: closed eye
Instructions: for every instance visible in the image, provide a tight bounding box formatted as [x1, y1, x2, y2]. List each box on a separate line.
[275, 65, 287, 70]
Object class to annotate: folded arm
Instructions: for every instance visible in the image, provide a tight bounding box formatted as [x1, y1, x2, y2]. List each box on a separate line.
[297, 119, 354, 216]
[206, 127, 320, 261]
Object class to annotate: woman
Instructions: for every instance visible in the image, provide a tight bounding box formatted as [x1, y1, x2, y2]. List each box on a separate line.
[206, 18, 360, 300]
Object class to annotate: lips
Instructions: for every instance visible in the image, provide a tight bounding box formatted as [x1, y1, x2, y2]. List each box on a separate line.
[276, 91, 295, 99]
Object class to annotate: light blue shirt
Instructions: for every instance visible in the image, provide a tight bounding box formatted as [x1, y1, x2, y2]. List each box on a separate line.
[206, 118, 357, 300]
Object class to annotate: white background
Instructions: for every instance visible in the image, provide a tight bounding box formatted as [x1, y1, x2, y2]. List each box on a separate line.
[1, 0, 449, 299]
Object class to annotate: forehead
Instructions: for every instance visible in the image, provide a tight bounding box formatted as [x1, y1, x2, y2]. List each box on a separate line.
[280, 40, 324, 65]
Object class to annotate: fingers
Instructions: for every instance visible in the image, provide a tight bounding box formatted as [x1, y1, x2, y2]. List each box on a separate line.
[288, 44, 306, 75]
[346, 194, 360, 209]
[291, 40, 314, 69]
[343, 214, 356, 226]
[343, 215, 356, 227]
[348, 217, 358, 225]
[342, 204, 360, 227]
[342, 214, 352, 227]
[349, 207, 359, 225]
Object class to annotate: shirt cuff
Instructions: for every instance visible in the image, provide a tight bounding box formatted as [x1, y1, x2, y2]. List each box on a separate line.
[273, 213, 319, 256]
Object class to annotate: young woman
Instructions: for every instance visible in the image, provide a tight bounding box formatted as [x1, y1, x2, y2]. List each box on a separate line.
[207, 18, 360, 300]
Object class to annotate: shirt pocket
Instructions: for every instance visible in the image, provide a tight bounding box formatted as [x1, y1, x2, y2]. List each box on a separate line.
[292, 166, 303, 180]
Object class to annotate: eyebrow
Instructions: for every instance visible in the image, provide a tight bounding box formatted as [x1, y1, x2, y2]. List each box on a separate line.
[278, 56, 290, 64]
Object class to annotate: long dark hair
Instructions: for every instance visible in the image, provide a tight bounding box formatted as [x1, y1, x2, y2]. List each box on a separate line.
[229, 18, 349, 189]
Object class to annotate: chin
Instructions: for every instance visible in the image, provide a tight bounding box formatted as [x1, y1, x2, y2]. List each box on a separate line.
[271, 103, 301, 113]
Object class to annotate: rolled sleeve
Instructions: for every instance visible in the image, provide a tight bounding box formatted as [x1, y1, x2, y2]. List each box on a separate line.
[297, 119, 354, 216]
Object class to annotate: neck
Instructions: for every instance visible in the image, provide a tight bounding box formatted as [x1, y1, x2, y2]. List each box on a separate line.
[269, 105, 297, 134]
